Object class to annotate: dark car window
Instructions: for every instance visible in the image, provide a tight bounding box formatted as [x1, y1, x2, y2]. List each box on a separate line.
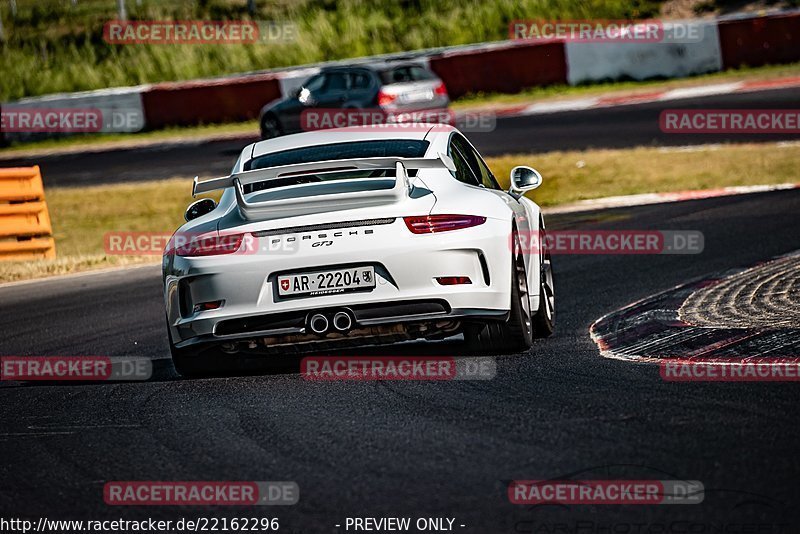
[246, 140, 430, 171]
[379, 65, 435, 84]
[448, 138, 480, 187]
[451, 135, 500, 190]
[244, 140, 430, 193]
[323, 72, 349, 93]
[304, 74, 326, 93]
[409, 66, 435, 81]
[380, 67, 410, 84]
[476, 158, 501, 190]
[454, 135, 501, 190]
[392, 67, 412, 83]
[349, 71, 372, 90]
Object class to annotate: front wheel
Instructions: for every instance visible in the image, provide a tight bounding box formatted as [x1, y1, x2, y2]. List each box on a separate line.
[464, 234, 533, 354]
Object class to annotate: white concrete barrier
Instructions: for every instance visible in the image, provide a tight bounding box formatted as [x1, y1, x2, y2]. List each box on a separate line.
[2, 87, 146, 142]
[565, 21, 722, 85]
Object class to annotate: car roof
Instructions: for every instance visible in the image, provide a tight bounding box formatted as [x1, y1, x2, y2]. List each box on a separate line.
[375, 62, 429, 71]
[249, 124, 456, 159]
[320, 65, 377, 73]
[320, 62, 428, 73]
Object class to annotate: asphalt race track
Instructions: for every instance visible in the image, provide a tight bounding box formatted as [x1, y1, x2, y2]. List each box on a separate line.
[3, 86, 799, 188]
[2, 189, 800, 530]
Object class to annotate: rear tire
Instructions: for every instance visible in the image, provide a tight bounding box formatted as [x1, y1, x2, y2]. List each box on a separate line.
[464, 233, 533, 354]
[168, 328, 300, 378]
[167, 318, 245, 378]
[532, 247, 555, 338]
[170, 344, 225, 378]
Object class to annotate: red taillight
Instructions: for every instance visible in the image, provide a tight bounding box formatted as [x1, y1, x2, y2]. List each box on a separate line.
[403, 215, 486, 234]
[175, 233, 247, 257]
[193, 300, 225, 313]
[436, 277, 472, 285]
[434, 82, 448, 97]
[378, 90, 397, 106]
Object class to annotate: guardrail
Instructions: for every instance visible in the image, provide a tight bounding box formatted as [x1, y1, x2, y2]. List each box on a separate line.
[1, 10, 798, 136]
[0, 166, 56, 261]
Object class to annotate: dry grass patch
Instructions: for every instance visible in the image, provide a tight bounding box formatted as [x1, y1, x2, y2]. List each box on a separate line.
[486, 142, 800, 206]
[2, 142, 798, 283]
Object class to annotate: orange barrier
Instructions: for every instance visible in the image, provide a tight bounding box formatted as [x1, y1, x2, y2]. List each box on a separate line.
[0, 166, 56, 260]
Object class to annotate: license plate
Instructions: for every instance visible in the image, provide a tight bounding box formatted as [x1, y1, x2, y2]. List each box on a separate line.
[401, 89, 434, 103]
[277, 266, 376, 297]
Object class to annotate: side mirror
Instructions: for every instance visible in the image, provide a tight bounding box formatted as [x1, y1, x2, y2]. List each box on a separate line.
[290, 87, 302, 99]
[509, 166, 543, 194]
[184, 198, 217, 222]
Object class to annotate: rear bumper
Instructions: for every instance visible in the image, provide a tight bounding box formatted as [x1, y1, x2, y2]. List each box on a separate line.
[173, 303, 508, 351]
[163, 217, 516, 349]
[384, 104, 452, 123]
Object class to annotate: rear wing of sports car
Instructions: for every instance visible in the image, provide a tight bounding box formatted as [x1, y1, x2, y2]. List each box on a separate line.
[192, 154, 456, 196]
[192, 154, 456, 220]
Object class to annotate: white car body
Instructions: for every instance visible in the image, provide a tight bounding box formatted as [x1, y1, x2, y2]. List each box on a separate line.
[163, 125, 553, 374]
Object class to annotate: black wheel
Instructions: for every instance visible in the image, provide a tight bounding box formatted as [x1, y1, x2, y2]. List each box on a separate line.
[170, 344, 218, 378]
[167, 323, 220, 378]
[260, 114, 282, 140]
[168, 324, 298, 378]
[464, 231, 533, 354]
[166, 317, 239, 378]
[532, 245, 555, 338]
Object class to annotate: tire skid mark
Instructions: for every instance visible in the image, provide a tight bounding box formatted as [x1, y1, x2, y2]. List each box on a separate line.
[590, 251, 800, 363]
[680, 254, 800, 329]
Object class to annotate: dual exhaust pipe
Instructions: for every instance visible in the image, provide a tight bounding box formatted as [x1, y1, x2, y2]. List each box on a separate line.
[308, 310, 354, 335]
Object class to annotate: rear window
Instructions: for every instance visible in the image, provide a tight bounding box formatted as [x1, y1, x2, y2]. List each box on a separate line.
[245, 140, 430, 171]
[409, 66, 435, 81]
[379, 65, 435, 84]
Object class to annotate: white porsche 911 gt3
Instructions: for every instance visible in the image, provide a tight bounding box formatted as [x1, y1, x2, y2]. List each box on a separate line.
[163, 125, 554, 376]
